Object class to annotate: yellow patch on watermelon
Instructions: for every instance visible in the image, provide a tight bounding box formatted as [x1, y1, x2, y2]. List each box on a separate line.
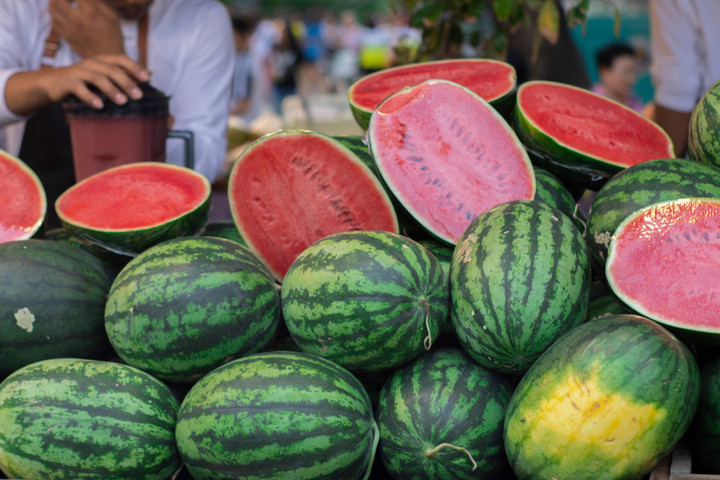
[507, 366, 667, 478]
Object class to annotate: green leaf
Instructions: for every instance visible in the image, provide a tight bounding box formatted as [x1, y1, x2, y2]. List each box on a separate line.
[494, 0, 514, 21]
[537, 0, 560, 45]
[410, 1, 445, 27]
[492, 30, 508, 56]
[613, 6, 622, 37]
[531, 22, 543, 62]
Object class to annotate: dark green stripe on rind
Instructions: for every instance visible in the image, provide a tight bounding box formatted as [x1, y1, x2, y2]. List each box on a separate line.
[377, 348, 512, 480]
[0, 358, 180, 480]
[586, 158, 720, 268]
[533, 167, 576, 220]
[504, 315, 700, 480]
[176, 351, 376, 480]
[105, 236, 281, 382]
[281, 230, 448, 373]
[451, 200, 590, 375]
[0, 240, 113, 378]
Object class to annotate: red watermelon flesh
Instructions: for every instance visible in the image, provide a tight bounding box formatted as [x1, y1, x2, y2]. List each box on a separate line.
[349, 58, 516, 114]
[0, 150, 46, 242]
[607, 198, 720, 335]
[518, 81, 674, 168]
[56, 163, 209, 230]
[369, 79, 535, 244]
[228, 131, 398, 280]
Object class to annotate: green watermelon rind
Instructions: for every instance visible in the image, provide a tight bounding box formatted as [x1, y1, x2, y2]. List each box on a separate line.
[348, 58, 517, 131]
[175, 351, 378, 480]
[504, 314, 700, 480]
[0, 149, 47, 241]
[0, 358, 181, 480]
[56, 162, 211, 257]
[532, 167, 576, 221]
[586, 158, 720, 269]
[688, 79, 720, 167]
[514, 81, 674, 180]
[104, 236, 282, 383]
[368, 79, 535, 246]
[605, 197, 720, 338]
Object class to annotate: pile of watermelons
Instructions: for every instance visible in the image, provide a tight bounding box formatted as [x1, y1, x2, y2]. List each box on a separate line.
[0, 59, 719, 480]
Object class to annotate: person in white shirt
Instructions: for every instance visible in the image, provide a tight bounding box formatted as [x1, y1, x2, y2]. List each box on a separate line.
[650, 0, 720, 157]
[0, 0, 233, 225]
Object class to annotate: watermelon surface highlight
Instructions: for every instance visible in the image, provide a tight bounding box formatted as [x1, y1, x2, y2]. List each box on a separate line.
[348, 58, 516, 130]
[606, 198, 720, 337]
[0, 150, 46, 242]
[228, 130, 398, 280]
[515, 81, 674, 179]
[369, 79, 534, 244]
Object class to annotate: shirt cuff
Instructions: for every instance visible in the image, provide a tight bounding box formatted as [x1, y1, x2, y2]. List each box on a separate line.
[653, 78, 704, 113]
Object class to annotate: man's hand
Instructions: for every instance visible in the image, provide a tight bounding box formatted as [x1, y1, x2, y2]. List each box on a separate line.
[6, 55, 150, 116]
[49, 0, 124, 58]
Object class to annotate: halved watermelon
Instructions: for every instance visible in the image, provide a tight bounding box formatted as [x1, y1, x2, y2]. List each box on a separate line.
[368, 79, 535, 245]
[56, 162, 211, 255]
[0, 149, 46, 242]
[515, 81, 674, 185]
[606, 198, 720, 341]
[228, 130, 398, 280]
[348, 58, 517, 130]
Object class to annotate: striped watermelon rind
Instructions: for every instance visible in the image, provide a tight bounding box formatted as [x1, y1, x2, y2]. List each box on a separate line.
[377, 348, 513, 480]
[175, 351, 379, 480]
[689, 79, 720, 167]
[0, 240, 114, 378]
[281, 230, 448, 373]
[586, 158, 720, 268]
[533, 167, 576, 221]
[504, 314, 700, 480]
[451, 200, 590, 374]
[0, 358, 181, 480]
[56, 162, 211, 257]
[104, 236, 282, 382]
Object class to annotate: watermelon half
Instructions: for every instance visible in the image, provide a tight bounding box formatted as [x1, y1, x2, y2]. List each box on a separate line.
[348, 58, 517, 130]
[368, 79, 535, 245]
[228, 130, 398, 280]
[606, 198, 720, 341]
[56, 162, 211, 256]
[515, 81, 674, 186]
[0, 149, 46, 242]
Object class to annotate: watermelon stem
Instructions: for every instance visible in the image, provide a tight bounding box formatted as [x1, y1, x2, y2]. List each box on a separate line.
[421, 298, 433, 350]
[424, 443, 478, 471]
[361, 420, 380, 480]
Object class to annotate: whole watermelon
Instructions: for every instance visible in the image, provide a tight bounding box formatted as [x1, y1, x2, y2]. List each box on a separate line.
[0, 240, 113, 378]
[0, 358, 181, 479]
[281, 230, 447, 373]
[105, 236, 282, 382]
[689, 79, 720, 166]
[504, 314, 700, 480]
[377, 348, 513, 480]
[175, 351, 378, 480]
[451, 200, 590, 374]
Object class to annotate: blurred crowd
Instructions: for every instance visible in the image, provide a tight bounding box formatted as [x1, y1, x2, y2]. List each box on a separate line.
[227, 7, 422, 126]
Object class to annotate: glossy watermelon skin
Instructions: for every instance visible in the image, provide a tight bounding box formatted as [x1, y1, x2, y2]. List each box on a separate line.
[0, 240, 113, 379]
[175, 351, 378, 480]
[0, 358, 181, 480]
[377, 348, 513, 480]
[533, 167, 576, 221]
[105, 236, 282, 382]
[451, 200, 590, 374]
[689, 79, 720, 167]
[282, 230, 447, 373]
[504, 314, 700, 480]
[689, 356, 720, 473]
[586, 158, 720, 268]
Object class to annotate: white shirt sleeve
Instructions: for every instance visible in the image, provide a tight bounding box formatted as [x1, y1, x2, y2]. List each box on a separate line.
[161, 2, 234, 184]
[650, 0, 706, 112]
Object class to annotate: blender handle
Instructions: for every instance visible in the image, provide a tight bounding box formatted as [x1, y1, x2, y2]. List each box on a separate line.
[167, 129, 194, 170]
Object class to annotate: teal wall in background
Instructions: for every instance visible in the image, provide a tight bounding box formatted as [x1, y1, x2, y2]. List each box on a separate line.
[570, 14, 654, 104]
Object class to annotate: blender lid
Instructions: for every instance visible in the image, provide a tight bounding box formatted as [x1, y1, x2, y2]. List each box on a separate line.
[63, 82, 170, 116]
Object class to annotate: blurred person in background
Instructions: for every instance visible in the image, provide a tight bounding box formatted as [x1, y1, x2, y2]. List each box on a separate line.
[592, 43, 645, 113]
[270, 18, 303, 115]
[327, 10, 362, 92]
[230, 16, 255, 116]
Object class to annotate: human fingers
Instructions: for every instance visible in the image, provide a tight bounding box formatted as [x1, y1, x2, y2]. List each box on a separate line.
[48, 0, 76, 31]
[96, 54, 151, 84]
[79, 56, 151, 101]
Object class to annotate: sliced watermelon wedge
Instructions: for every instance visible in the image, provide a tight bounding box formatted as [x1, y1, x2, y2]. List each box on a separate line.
[348, 58, 517, 130]
[0, 149, 46, 242]
[515, 81, 674, 184]
[606, 198, 720, 340]
[368, 79, 535, 245]
[228, 130, 398, 280]
[56, 162, 211, 255]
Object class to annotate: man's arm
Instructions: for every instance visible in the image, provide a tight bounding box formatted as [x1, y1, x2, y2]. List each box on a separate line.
[652, 104, 692, 158]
